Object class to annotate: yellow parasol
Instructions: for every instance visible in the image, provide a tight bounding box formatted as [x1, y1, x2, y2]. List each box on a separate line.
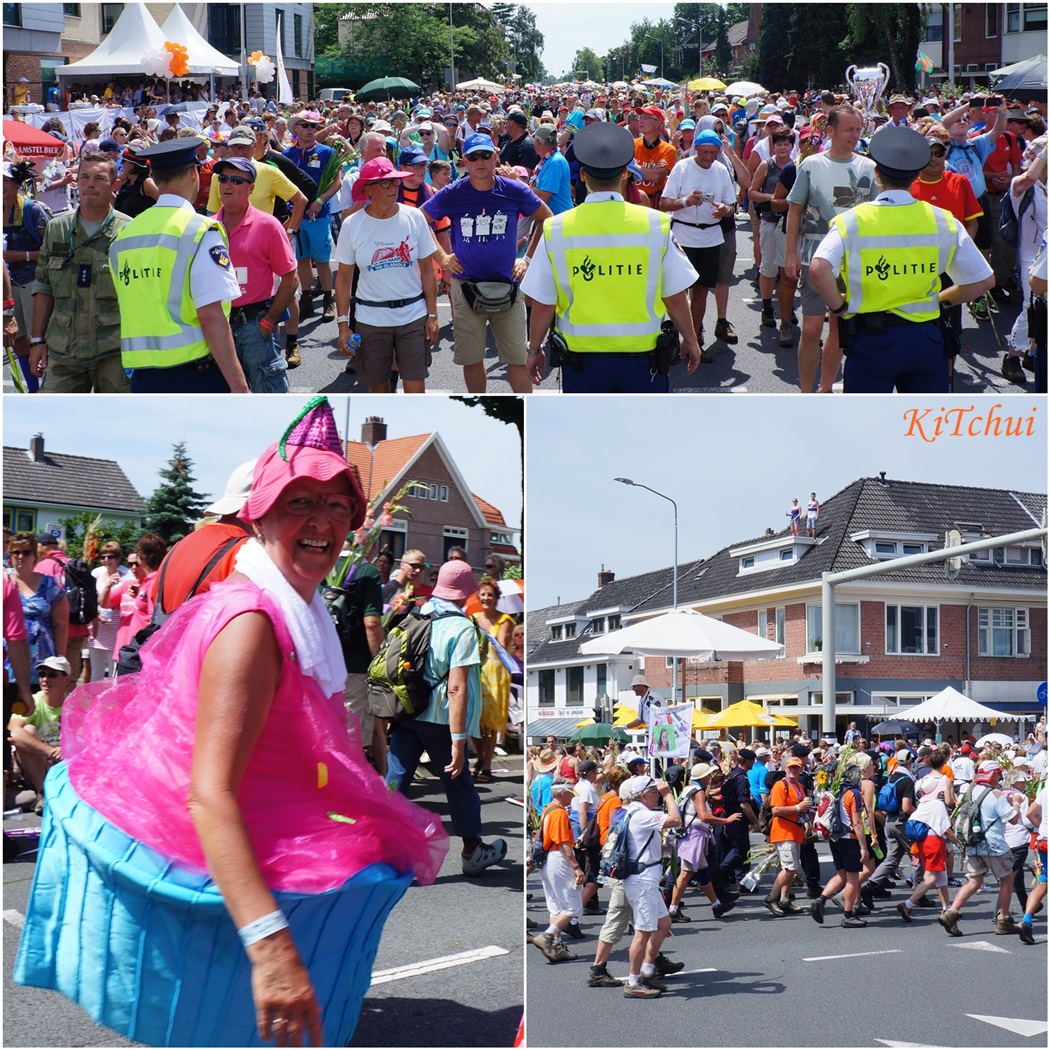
[688, 77, 727, 92]
[695, 699, 798, 730]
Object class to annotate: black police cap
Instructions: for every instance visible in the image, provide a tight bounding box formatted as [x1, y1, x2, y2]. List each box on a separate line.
[574, 121, 636, 180]
[867, 125, 931, 180]
[136, 137, 206, 170]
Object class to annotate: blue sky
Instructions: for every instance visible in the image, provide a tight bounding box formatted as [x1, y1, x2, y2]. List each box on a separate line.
[3, 396, 522, 533]
[526, 396, 1047, 609]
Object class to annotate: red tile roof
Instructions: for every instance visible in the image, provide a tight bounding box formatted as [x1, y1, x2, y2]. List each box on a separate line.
[473, 493, 507, 527]
[344, 434, 430, 503]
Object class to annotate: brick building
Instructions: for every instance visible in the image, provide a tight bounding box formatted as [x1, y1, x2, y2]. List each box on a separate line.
[527, 474, 1046, 742]
[344, 417, 518, 574]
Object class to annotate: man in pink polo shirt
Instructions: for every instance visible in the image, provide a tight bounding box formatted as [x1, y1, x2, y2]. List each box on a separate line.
[214, 156, 298, 392]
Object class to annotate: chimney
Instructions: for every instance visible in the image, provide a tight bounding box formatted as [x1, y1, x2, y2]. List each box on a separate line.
[597, 568, 615, 588]
[361, 416, 387, 447]
[29, 434, 45, 463]
[764, 527, 774, 536]
[877, 471, 889, 487]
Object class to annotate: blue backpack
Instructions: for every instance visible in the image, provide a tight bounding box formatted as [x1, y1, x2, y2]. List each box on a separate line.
[877, 771, 910, 815]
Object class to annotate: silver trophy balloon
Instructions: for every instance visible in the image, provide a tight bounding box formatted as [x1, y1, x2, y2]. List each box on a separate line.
[845, 62, 890, 136]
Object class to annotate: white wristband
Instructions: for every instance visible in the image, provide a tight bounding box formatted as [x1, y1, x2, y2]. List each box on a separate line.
[450, 732, 468, 741]
[237, 909, 288, 948]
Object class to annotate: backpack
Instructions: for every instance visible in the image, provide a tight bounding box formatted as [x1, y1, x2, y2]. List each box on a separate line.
[599, 809, 657, 880]
[830, 783, 864, 842]
[321, 563, 362, 661]
[998, 185, 1035, 250]
[877, 771, 909, 815]
[49, 556, 98, 626]
[366, 606, 465, 721]
[953, 784, 998, 850]
[758, 771, 788, 836]
[530, 806, 554, 868]
[115, 536, 242, 676]
[904, 818, 930, 842]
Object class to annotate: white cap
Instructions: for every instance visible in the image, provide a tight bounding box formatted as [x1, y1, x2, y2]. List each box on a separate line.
[205, 460, 255, 517]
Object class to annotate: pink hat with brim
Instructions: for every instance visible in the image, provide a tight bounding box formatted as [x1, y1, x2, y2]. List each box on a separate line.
[431, 561, 478, 602]
[241, 398, 366, 525]
[351, 157, 414, 204]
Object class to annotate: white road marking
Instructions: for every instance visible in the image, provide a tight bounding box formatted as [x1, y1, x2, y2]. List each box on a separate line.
[803, 949, 902, 962]
[953, 939, 1011, 953]
[967, 1015, 1049, 1038]
[673, 967, 718, 976]
[874, 1040, 951, 1048]
[369, 944, 508, 986]
[3, 909, 24, 929]
[679, 386, 750, 394]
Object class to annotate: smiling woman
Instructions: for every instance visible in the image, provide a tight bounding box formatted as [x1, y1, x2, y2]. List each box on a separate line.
[14, 397, 449, 1047]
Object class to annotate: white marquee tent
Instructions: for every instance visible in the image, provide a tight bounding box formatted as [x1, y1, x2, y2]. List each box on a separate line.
[159, 5, 241, 76]
[55, 4, 170, 80]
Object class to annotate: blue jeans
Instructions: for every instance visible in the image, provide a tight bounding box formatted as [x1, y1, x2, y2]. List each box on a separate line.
[231, 318, 289, 393]
[561, 351, 670, 393]
[386, 718, 481, 841]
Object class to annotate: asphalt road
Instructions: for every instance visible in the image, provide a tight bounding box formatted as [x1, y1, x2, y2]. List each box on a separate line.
[3, 751, 524, 1048]
[4, 219, 1035, 395]
[526, 837, 1048, 1049]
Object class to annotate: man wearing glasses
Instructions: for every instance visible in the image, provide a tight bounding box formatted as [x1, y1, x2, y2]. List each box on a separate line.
[423, 133, 551, 393]
[8, 656, 74, 807]
[381, 549, 428, 621]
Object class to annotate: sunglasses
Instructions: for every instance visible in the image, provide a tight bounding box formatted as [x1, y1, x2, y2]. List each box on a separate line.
[929, 146, 946, 156]
[217, 174, 251, 185]
[420, 130, 434, 136]
[38, 669, 67, 679]
[100, 553, 120, 560]
[127, 560, 141, 567]
[8, 549, 32, 557]
[466, 151, 495, 161]
[405, 562, 425, 570]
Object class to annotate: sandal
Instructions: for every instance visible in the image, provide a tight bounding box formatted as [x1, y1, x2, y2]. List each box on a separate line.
[474, 770, 494, 784]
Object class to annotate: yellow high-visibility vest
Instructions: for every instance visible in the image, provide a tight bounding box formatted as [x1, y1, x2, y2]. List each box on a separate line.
[832, 200, 958, 323]
[544, 201, 669, 353]
[110, 205, 230, 367]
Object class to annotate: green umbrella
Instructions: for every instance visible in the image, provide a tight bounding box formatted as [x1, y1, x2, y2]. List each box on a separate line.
[354, 76, 421, 102]
[570, 722, 629, 745]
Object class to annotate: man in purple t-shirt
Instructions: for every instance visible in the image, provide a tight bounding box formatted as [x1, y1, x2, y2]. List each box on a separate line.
[422, 132, 551, 393]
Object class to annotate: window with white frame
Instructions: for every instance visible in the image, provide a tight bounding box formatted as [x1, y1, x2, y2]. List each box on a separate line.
[1006, 2, 1047, 32]
[566, 666, 584, 704]
[539, 669, 555, 705]
[596, 664, 607, 696]
[775, 607, 785, 646]
[442, 526, 467, 561]
[758, 609, 768, 637]
[440, 485, 449, 501]
[551, 625, 563, 641]
[429, 483, 439, 500]
[986, 3, 997, 36]
[608, 614, 621, 630]
[564, 623, 577, 639]
[978, 607, 1030, 656]
[806, 603, 860, 654]
[886, 604, 939, 655]
[926, 6, 943, 39]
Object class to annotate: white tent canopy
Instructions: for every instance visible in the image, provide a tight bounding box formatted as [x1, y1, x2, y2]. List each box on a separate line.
[903, 687, 1003, 723]
[456, 78, 506, 93]
[160, 5, 241, 76]
[56, 5, 170, 79]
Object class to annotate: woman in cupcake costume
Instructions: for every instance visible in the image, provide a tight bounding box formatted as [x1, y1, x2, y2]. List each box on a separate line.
[15, 398, 448, 1047]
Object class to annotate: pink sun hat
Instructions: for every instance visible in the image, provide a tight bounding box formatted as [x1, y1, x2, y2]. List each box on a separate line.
[242, 397, 366, 524]
[350, 156, 414, 204]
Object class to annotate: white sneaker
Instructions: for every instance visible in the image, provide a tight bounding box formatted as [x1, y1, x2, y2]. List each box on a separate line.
[462, 838, 507, 876]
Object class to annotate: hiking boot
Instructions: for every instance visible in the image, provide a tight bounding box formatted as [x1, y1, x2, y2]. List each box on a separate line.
[299, 292, 315, 319]
[669, 908, 691, 923]
[551, 941, 578, 961]
[938, 908, 963, 937]
[588, 965, 623, 988]
[806, 885, 823, 899]
[1022, 351, 1036, 372]
[653, 954, 684, 977]
[860, 886, 875, 910]
[1002, 353, 1027, 386]
[530, 932, 561, 962]
[321, 292, 336, 322]
[897, 902, 913, 923]
[462, 838, 507, 876]
[764, 897, 786, 917]
[995, 913, 1021, 935]
[810, 897, 826, 925]
[913, 896, 938, 908]
[699, 348, 715, 364]
[714, 317, 738, 344]
[841, 915, 868, 928]
[968, 295, 989, 321]
[1018, 922, 1036, 945]
[830, 894, 845, 911]
[564, 922, 585, 940]
[285, 342, 301, 368]
[582, 900, 603, 915]
[777, 321, 794, 346]
[761, 305, 776, 328]
[526, 917, 539, 930]
[623, 980, 662, 999]
[639, 973, 669, 992]
[868, 883, 892, 899]
[853, 902, 872, 917]
[779, 900, 804, 915]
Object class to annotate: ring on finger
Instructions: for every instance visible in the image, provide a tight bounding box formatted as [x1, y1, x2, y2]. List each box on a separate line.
[273, 1016, 289, 1027]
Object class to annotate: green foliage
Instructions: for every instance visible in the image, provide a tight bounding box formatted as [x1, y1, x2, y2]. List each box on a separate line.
[56, 512, 143, 563]
[491, 3, 546, 81]
[713, 9, 733, 73]
[757, 3, 794, 88]
[313, 2, 347, 56]
[142, 441, 209, 546]
[572, 47, 603, 81]
[845, 2, 922, 94]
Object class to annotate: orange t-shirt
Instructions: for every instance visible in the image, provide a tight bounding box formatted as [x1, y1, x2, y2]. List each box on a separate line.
[770, 776, 807, 844]
[597, 791, 623, 846]
[634, 136, 677, 202]
[541, 803, 574, 851]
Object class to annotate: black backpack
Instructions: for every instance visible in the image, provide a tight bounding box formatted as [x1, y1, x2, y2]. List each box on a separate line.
[47, 556, 98, 626]
[998, 185, 1035, 250]
[321, 563, 363, 662]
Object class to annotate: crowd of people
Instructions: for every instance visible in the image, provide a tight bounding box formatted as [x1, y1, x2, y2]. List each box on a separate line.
[526, 722, 1047, 996]
[4, 74, 1046, 393]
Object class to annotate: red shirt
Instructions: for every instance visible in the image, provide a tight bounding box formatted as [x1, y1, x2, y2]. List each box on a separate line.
[911, 170, 983, 225]
[982, 130, 1024, 192]
[215, 202, 296, 307]
[37, 551, 87, 639]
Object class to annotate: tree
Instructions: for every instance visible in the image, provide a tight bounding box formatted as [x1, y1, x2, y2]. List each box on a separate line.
[313, 2, 349, 56]
[713, 8, 733, 74]
[845, 2, 923, 94]
[757, 3, 793, 89]
[57, 512, 143, 562]
[143, 442, 209, 545]
[491, 3, 546, 82]
[572, 47, 603, 80]
[786, 6, 851, 89]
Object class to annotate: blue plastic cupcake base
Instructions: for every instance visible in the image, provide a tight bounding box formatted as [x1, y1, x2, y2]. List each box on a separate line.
[14, 763, 412, 1047]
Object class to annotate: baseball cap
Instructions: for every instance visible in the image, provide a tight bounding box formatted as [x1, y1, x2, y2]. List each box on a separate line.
[694, 129, 721, 147]
[213, 156, 256, 182]
[678, 118, 696, 131]
[578, 760, 599, 776]
[205, 460, 255, 516]
[227, 126, 256, 146]
[398, 148, 429, 167]
[584, 108, 607, 122]
[637, 106, 664, 120]
[621, 774, 655, 800]
[895, 749, 913, 764]
[463, 132, 495, 156]
[785, 755, 804, 768]
[36, 655, 72, 675]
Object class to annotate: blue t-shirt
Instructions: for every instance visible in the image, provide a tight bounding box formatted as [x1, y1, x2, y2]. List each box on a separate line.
[283, 142, 335, 216]
[534, 150, 573, 216]
[422, 175, 543, 281]
[946, 134, 996, 198]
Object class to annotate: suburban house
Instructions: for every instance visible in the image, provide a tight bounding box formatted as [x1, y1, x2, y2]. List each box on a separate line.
[527, 474, 1047, 743]
[3, 433, 145, 536]
[345, 416, 519, 573]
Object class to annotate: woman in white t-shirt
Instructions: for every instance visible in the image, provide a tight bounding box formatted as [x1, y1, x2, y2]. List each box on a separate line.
[333, 158, 439, 393]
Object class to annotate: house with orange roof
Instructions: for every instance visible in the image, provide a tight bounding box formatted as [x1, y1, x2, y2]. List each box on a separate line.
[345, 416, 518, 571]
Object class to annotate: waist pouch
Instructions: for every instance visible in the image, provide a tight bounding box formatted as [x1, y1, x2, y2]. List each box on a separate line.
[461, 279, 517, 314]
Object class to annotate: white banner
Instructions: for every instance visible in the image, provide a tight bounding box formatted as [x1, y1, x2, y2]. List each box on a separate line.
[20, 104, 209, 141]
[640, 63, 658, 74]
[649, 701, 694, 760]
[275, 15, 294, 105]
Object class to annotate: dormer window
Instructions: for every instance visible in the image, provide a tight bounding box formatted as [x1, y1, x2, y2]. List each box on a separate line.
[552, 625, 563, 640]
[851, 530, 935, 560]
[731, 534, 818, 576]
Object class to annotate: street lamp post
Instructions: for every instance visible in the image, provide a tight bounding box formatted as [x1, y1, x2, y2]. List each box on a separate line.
[614, 477, 679, 702]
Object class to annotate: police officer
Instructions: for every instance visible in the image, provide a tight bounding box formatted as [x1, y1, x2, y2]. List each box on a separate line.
[109, 138, 249, 393]
[809, 126, 994, 394]
[29, 150, 130, 392]
[520, 122, 702, 393]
